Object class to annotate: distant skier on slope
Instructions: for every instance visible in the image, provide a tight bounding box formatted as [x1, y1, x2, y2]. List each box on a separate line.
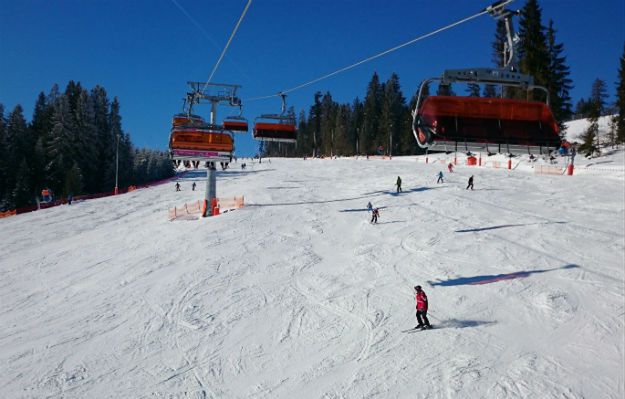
[175, 182, 181, 191]
[414, 285, 431, 330]
[371, 208, 379, 224]
[396, 176, 402, 193]
[367, 201, 373, 212]
[466, 175, 474, 190]
[192, 182, 196, 191]
[437, 171, 444, 184]
[448, 162, 454, 173]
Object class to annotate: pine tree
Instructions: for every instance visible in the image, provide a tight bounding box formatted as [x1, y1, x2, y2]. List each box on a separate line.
[607, 114, 618, 148]
[466, 83, 481, 97]
[518, 0, 550, 99]
[91, 85, 111, 191]
[579, 80, 605, 156]
[490, 18, 510, 98]
[574, 98, 592, 119]
[380, 73, 406, 156]
[0, 104, 7, 208]
[104, 97, 123, 190]
[30, 91, 54, 194]
[5, 105, 31, 207]
[64, 161, 84, 196]
[74, 89, 99, 192]
[12, 158, 34, 206]
[545, 19, 573, 135]
[590, 79, 609, 115]
[351, 98, 365, 155]
[492, 19, 508, 68]
[310, 92, 322, 157]
[296, 109, 308, 156]
[436, 83, 455, 96]
[364, 72, 383, 154]
[483, 85, 499, 98]
[617, 42, 625, 143]
[319, 92, 337, 156]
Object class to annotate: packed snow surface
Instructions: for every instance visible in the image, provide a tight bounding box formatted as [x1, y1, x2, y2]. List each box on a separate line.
[1, 153, 624, 398]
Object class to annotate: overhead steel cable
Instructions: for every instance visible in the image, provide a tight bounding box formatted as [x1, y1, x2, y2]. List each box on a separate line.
[244, 0, 513, 102]
[202, 0, 252, 93]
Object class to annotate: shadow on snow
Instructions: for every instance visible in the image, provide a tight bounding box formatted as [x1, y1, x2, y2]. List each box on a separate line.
[437, 319, 497, 329]
[455, 221, 567, 233]
[428, 264, 579, 287]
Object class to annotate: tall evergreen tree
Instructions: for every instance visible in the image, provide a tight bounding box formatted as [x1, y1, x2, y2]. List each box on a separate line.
[483, 85, 499, 98]
[590, 78, 609, 115]
[0, 104, 7, 208]
[466, 83, 481, 97]
[30, 91, 54, 194]
[352, 98, 365, 155]
[436, 83, 455, 96]
[104, 97, 123, 190]
[579, 80, 606, 156]
[74, 89, 99, 192]
[364, 72, 383, 154]
[492, 19, 509, 67]
[518, 0, 550, 100]
[380, 73, 406, 156]
[12, 158, 34, 207]
[64, 161, 84, 196]
[4, 105, 31, 207]
[91, 85, 111, 191]
[46, 96, 75, 196]
[545, 19, 573, 134]
[616, 42, 625, 143]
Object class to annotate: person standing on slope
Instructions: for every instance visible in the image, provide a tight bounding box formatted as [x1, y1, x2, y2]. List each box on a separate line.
[175, 182, 181, 191]
[466, 175, 474, 190]
[437, 171, 444, 184]
[396, 176, 402, 193]
[414, 285, 431, 330]
[371, 208, 379, 224]
[448, 162, 454, 173]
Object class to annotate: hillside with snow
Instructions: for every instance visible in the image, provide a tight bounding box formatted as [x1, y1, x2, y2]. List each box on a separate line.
[1, 151, 624, 398]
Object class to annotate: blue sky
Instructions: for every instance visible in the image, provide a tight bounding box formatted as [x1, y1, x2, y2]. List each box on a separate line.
[1, 0, 623, 156]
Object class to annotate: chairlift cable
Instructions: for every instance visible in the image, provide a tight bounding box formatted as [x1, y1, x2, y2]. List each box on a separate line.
[244, 0, 513, 102]
[202, 0, 252, 93]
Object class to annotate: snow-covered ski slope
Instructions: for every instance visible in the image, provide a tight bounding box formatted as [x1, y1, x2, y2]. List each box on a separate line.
[1, 152, 624, 398]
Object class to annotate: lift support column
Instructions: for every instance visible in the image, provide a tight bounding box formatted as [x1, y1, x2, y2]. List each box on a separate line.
[204, 162, 217, 216]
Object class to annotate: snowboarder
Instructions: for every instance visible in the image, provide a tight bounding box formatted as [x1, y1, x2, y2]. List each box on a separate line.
[414, 285, 431, 330]
[175, 182, 181, 191]
[466, 175, 474, 190]
[437, 171, 444, 184]
[367, 201, 373, 212]
[396, 176, 402, 193]
[192, 182, 196, 191]
[370, 208, 379, 224]
[448, 162, 454, 173]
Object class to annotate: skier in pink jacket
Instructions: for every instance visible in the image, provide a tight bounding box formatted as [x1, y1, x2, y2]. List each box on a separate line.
[414, 285, 431, 330]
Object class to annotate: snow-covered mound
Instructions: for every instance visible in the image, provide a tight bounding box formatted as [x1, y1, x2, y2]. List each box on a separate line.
[564, 115, 617, 144]
[1, 157, 623, 398]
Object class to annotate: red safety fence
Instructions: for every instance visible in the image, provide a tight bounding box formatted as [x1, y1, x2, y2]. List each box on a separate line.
[168, 200, 203, 221]
[1, 174, 183, 219]
[168, 196, 244, 221]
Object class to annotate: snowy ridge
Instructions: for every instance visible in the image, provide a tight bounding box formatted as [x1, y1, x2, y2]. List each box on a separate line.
[1, 156, 623, 398]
